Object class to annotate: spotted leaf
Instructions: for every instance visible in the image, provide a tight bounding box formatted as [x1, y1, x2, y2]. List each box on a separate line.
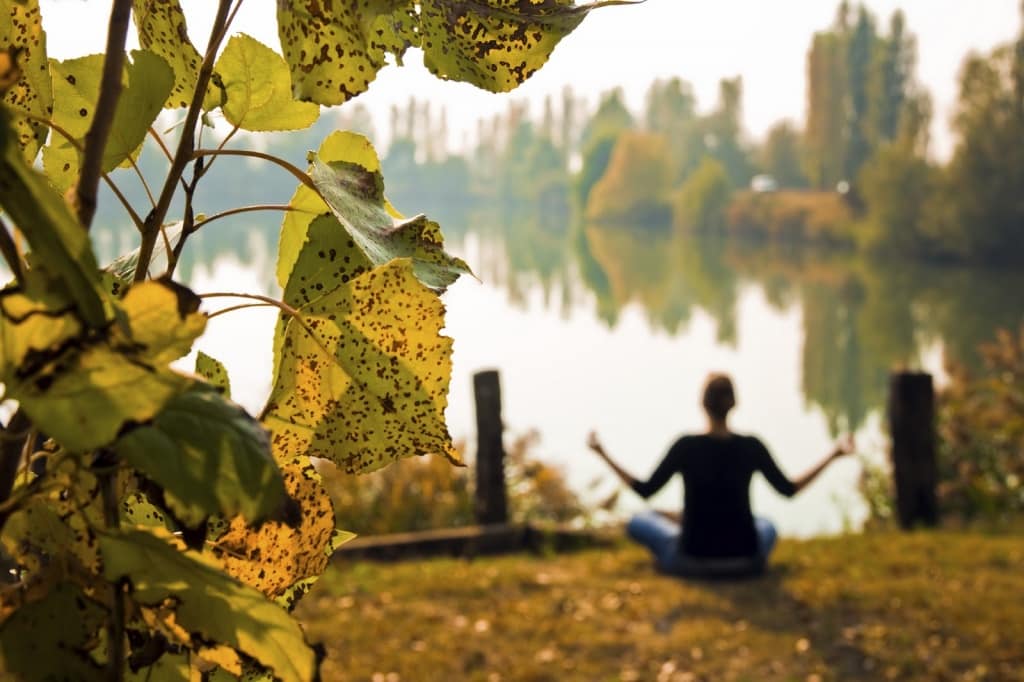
[132, 0, 203, 109]
[43, 50, 173, 191]
[207, 458, 342, 610]
[99, 529, 317, 682]
[264, 257, 459, 473]
[306, 131, 472, 290]
[0, 0, 52, 161]
[196, 350, 231, 397]
[418, 0, 633, 92]
[277, 0, 417, 106]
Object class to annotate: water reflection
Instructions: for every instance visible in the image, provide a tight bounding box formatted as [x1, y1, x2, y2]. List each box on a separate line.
[89, 134, 1023, 536]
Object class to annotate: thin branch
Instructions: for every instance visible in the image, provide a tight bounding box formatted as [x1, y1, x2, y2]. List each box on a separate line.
[97, 450, 126, 682]
[133, 0, 234, 283]
[23, 113, 145, 231]
[192, 148, 319, 194]
[126, 154, 156, 209]
[206, 302, 276, 319]
[199, 291, 303, 318]
[0, 217, 25, 283]
[147, 126, 174, 163]
[192, 204, 294, 231]
[75, 0, 133, 231]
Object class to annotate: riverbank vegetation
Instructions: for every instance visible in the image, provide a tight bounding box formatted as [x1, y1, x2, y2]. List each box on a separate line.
[299, 531, 1024, 681]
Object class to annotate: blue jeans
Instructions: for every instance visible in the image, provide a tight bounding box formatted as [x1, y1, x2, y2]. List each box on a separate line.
[626, 510, 777, 576]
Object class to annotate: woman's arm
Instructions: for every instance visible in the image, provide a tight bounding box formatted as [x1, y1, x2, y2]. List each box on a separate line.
[586, 431, 639, 488]
[791, 434, 856, 494]
[587, 431, 679, 499]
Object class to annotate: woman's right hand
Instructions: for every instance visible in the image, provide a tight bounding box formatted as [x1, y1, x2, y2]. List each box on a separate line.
[831, 434, 856, 459]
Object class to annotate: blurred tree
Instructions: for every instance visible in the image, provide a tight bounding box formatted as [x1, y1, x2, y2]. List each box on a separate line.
[576, 89, 634, 206]
[760, 121, 808, 188]
[844, 6, 878, 182]
[805, 31, 848, 189]
[585, 131, 673, 225]
[944, 35, 1024, 263]
[672, 156, 733, 233]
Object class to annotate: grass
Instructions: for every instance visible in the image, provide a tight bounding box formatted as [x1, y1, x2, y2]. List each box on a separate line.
[297, 531, 1024, 681]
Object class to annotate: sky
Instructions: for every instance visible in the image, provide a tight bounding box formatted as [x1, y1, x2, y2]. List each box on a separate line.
[40, 0, 1021, 159]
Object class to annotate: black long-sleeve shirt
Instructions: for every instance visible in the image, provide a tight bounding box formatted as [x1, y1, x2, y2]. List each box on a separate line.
[631, 434, 797, 558]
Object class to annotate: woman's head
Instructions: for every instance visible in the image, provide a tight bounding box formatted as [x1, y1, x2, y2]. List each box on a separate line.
[702, 373, 736, 421]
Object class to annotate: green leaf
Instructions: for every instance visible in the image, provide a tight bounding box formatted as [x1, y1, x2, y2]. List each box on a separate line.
[117, 278, 206, 366]
[418, 0, 628, 93]
[113, 387, 286, 528]
[0, 137, 109, 327]
[121, 491, 173, 531]
[196, 350, 231, 398]
[0, 275, 83, 372]
[264, 258, 459, 473]
[0, 280, 202, 452]
[208, 458, 341, 610]
[0, 0, 53, 161]
[0, 583, 106, 680]
[215, 34, 319, 132]
[7, 343, 191, 452]
[43, 50, 173, 191]
[100, 529, 317, 682]
[132, 0, 203, 109]
[277, 0, 417, 105]
[307, 131, 472, 290]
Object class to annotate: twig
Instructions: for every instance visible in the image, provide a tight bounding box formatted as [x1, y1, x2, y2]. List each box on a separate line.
[133, 0, 234, 283]
[147, 126, 174, 163]
[23, 113, 145, 231]
[206, 302, 276, 319]
[191, 204, 294, 231]
[75, 0, 133, 231]
[191, 148, 319, 194]
[126, 154, 156, 209]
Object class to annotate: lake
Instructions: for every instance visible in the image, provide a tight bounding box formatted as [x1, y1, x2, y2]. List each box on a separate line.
[149, 206, 1023, 538]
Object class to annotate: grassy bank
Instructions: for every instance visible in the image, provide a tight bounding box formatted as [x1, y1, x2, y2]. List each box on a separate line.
[297, 531, 1023, 681]
[725, 190, 855, 246]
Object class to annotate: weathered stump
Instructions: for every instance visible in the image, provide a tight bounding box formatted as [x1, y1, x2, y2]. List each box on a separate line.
[888, 371, 938, 528]
[473, 370, 508, 525]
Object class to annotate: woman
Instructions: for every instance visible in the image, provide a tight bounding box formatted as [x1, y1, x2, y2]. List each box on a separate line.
[587, 373, 854, 577]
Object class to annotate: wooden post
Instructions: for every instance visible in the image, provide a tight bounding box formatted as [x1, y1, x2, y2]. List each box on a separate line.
[473, 370, 508, 525]
[888, 371, 938, 528]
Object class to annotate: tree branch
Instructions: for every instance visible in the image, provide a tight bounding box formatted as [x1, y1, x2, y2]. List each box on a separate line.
[133, 0, 234, 283]
[75, 0, 133, 231]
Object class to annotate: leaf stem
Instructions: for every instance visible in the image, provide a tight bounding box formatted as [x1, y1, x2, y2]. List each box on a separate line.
[76, 0, 133, 231]
[192, 204, 294, 231]
[199, 291, 303, 318]
[206, 302, 276, 319]
[133, 0, 234, 283]
[192, 148, 319, 194]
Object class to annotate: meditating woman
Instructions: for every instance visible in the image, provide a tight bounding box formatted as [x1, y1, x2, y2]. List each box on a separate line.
[587, 373, 854, 577]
